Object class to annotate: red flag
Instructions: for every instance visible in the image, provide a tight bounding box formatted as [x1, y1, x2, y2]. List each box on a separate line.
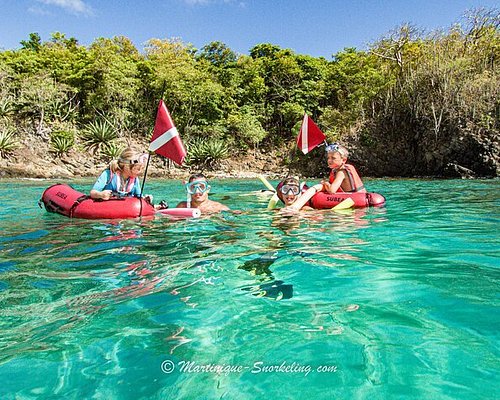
[296, 114, 326, 154]
[149, 100, 187, 165]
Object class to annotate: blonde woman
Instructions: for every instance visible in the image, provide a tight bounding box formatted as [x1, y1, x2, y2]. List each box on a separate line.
[90, 148, 146, 200]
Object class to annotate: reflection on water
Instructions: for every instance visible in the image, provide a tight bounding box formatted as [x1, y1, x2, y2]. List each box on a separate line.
[0, 178, 498, 399]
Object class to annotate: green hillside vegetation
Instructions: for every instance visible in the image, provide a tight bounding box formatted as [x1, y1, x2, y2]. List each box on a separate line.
[0, 8, 498, 177]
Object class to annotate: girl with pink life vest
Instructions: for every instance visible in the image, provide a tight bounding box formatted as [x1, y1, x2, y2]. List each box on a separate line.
[90, 148, 147, 201]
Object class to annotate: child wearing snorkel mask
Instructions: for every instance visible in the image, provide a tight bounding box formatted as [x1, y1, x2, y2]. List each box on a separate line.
[176, 173, 229, 214]
[276, 177, 313, 210]
[90, 147, 150, 201]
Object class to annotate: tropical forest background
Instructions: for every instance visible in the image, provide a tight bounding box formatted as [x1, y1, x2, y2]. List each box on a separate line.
[0, 8, 498, 178]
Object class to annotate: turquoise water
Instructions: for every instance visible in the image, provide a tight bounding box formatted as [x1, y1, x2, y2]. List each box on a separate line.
[0, 178, 498, 400]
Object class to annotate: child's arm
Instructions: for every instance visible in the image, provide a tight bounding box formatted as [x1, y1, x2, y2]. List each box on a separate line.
[287, 183, 323, 211]
[322, 171, 346, 194]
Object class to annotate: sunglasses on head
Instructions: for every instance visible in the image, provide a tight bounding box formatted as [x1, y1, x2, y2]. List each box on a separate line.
[185, 180, 210, 194]
[280, 184, 300, 195]
[325, 143, 341, 152]
[119, 154, 148, 165]
[325, 143, 347, 157]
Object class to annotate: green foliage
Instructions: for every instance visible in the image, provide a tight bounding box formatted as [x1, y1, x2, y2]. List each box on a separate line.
[279, 102, 304, 129]
[0, 14, 498, 175]
[0, 127, 19, 157]
[227, 107, 267, 148]
[50, 129, 74, 155]
[0, 98, 15, 118]
[367, 8, 499, 143]
[319, 106, 357, 137]
[145, 38, 228, 134]
[20, 33, 42, 52]
[101, 141, 125, 160]
[328, 48, 392, 122]
[13, 72, 78, 138]
[250, 43, 282, 59]
[184, 123, 227, 142]
[185, 138, 229, 170]
[87, 36, 142, 131]
[198, 41, 237, 67]
[359, 131, 376, 147]
[81, 119, 118, 153]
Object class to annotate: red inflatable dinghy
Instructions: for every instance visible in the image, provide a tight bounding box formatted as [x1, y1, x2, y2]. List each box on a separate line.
[310, 191, 386, 209]
[40, 184, 200, 219]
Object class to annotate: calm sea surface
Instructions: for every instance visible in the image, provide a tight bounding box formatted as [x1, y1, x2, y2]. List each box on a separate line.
[0, 178, 498, 400]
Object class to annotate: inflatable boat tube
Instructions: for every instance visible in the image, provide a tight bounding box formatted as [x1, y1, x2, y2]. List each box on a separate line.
[41, 184, 200, 220]
[157, 207, 201, 218]
[310, 191, 386, 209]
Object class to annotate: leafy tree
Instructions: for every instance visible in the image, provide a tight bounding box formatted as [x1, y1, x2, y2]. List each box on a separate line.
[198, 41, 237, 67]
[86, 36, 142, 132]
[232, 55, 266, 110]
[227, 106, 267, 149]
[145, 38, 227, 138]
[20, 33, 42, 52]
[323, 48, 393, 135]
[16, 72, 76, 138]
[249, 44, 306, 138]
[0, 61, 15, 121]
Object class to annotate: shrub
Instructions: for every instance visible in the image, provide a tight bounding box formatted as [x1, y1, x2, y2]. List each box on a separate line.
[185, 137, 229, 170]
[81, 120, 118, 153]
[101, 141, 125, 161]
[227, 108, 267, 149]
[50, 130, 74, 155]
[0, 127, 19, 158]
[0, 98, 15, 119]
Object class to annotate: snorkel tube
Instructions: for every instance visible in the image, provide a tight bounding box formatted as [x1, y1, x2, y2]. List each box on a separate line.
[258, 175, 280, 210]
[267, 194, 280, 210]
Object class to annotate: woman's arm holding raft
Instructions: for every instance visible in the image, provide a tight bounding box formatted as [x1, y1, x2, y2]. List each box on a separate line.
[90, 170, 112, 200]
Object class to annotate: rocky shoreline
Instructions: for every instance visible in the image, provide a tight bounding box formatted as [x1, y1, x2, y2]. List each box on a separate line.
[2, 130, 498, 181]
[0, 138, 287, 181]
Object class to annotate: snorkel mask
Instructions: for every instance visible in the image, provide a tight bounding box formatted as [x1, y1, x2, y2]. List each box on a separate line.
[276, 177, 302, 203]
[185, 180, 210, 195]
[280, 184, 300, 196]
[325, 143, 348, 158]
